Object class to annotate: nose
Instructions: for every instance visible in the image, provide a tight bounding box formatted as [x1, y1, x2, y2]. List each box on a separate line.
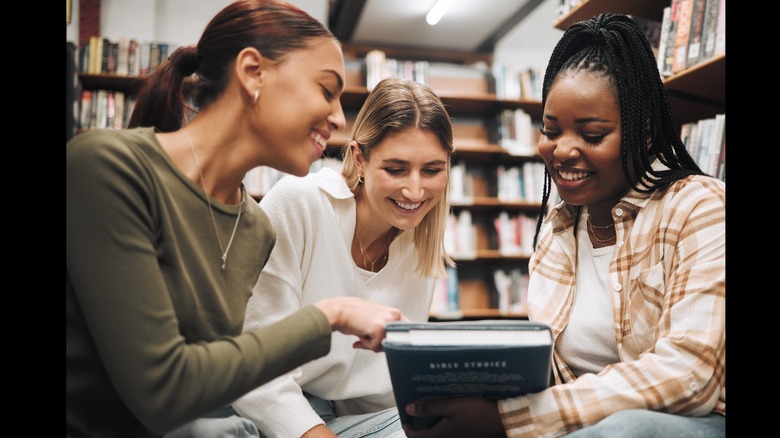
[401, 174, 425, 202]
[552, 134, 581, 162]
[328, 100, 347, 132]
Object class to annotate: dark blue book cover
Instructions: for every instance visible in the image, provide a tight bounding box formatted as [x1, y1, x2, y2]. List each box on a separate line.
[383, 320, 553, 430]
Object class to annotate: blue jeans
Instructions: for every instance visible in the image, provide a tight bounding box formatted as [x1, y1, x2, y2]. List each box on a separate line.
[163, 393, 404, 438]
[565, 410, 725, 437]
[162, 406, 259, 438]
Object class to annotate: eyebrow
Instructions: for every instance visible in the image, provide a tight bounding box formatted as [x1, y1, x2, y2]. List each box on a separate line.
[321, 69, 344, 90]
[382, 158, 448, 166]
[543, 114, 612, 124]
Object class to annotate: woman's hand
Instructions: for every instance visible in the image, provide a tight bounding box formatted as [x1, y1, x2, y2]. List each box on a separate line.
[402, 397, 507, 438]
[314, 297, 408, 352]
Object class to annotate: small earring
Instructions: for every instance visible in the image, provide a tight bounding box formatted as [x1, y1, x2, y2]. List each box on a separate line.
[358, 173, 364, 184]
[252, 89, 260, 105]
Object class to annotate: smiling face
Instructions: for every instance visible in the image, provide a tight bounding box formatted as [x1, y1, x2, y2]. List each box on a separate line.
[256, 37, 347, 176]
[537, 70, 630, 218]
[354, 128, 450, 232]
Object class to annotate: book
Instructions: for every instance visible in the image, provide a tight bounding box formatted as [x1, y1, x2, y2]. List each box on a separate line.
[383, 320, 553, 429]
[672, 0, 695, 74]
[685, 0, 707, 68]
[699, 0, 720, 61]
[714, 0, 726, 56]
[662, 0, 682, 77]
[656, 6, 673, 75]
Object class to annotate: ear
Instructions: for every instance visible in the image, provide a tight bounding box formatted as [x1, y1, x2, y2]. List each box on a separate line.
[349, 140, 364, 172]
[234, 47, 267, 104]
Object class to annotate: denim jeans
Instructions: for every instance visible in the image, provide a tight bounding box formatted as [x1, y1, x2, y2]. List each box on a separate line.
[162, 407, 259, 438]
[163, 393, 404, 438]
[565, 410, 726, 437]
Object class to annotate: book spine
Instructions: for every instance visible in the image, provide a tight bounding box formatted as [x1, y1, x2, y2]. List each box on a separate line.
[656, 7, 672, 75]
[445, 266, 459, 312]
[686, 0, 707, 68]
[714, 0, 726, 55]
[700, 0, 720, 61]
[672, 0, 694, 74]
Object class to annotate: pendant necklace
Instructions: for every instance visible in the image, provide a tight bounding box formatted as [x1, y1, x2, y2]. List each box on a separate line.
[355, 228, 390, 272]
[181, 129, 242, 271]
[587, 218, 615, 244]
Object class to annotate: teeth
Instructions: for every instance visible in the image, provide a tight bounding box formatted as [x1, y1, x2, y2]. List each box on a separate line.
[558, 170, 589, 181]
[395, 200, 422, 210]
[311, 132, 327, 151]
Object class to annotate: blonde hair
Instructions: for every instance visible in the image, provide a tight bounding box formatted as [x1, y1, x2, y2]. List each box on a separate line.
[341, 77, 455, 278]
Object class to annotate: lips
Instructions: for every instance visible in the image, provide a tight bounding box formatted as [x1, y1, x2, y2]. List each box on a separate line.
[556, 169, 590, 181]
[310, 131, 327, 153]
[393, 200, 422, 210]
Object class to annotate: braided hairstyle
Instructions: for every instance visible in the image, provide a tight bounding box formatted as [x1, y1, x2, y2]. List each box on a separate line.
[128, 0, 335, 133]
[533, 13, 706, 249]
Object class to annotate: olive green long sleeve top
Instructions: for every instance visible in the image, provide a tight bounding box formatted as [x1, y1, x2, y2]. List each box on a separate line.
[66, 128, 332, 437]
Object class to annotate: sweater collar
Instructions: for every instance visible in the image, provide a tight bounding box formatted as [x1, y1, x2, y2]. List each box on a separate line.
[310, 167, 354, 200]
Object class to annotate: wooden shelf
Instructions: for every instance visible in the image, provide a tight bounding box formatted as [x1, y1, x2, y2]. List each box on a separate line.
[664, 55, 725, 125]
[553, 0, 668, 30]
[78, 73, 144, 94]
[452, 250, 532, 262]
[341, 86, 542, 119]
[451, 197, 541, 213]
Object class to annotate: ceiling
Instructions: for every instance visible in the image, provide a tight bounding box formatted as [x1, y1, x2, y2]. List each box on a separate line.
[328, 0, 545, 54]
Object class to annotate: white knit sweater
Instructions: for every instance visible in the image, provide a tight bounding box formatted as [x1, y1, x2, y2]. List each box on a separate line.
[233, 168, 436, 437]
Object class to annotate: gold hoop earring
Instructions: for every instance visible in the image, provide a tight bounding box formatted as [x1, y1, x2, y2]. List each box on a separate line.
[252, 89, 260, 105]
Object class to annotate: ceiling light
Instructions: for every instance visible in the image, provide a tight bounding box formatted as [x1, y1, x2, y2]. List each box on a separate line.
[426, 0, 454, 26]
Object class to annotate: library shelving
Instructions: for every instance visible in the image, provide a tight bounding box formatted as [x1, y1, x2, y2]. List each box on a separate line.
[554, 0, 725, 127]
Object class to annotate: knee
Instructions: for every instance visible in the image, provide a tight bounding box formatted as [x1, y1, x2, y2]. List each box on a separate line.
[569, 410, 657, 438]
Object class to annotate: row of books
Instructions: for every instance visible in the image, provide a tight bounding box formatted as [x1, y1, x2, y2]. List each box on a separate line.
[444, 210, 477, 259]
[451, 160, 547, 205]
[681, 114, 725, 181]
[431, 266, 530, 316]
[363, 49, 534, 100]
[243, 157, 343, 199]
[496, 162, 548, 204]
[78, 89, 136, 131]
[496, 108, 541, 156]
[657, 0, 725, 77]
[364, 50, 431, 90]
[493, 211, 538, 256]
[79, 36, 175, 77]
[555, 0, 585, 18]
[444, 209, 538, 259]
[491, 64, 545, 101]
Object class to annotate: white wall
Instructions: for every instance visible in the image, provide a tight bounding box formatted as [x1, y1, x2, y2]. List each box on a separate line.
[494, 0, 563, 73]
[65, 0, 560, 74]
[66, 0, 328, 48]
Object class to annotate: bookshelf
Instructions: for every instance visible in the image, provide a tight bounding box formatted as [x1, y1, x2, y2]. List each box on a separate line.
[554, 0, 725, 127]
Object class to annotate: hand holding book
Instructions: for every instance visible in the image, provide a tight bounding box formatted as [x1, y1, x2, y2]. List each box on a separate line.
[382, 320, 553, 430]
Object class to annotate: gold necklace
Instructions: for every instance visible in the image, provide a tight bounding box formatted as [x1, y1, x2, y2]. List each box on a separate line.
[355, 228, 390, 272]
[587, 218, 616, 243]
[181, 129, 242, 271]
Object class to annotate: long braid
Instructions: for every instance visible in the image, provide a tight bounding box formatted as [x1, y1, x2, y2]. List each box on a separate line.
[532, 13, 708, 250]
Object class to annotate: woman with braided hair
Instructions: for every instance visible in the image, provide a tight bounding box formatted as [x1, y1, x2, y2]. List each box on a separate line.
[66, 1, 409, 436]
[402, 13, 725, 438]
